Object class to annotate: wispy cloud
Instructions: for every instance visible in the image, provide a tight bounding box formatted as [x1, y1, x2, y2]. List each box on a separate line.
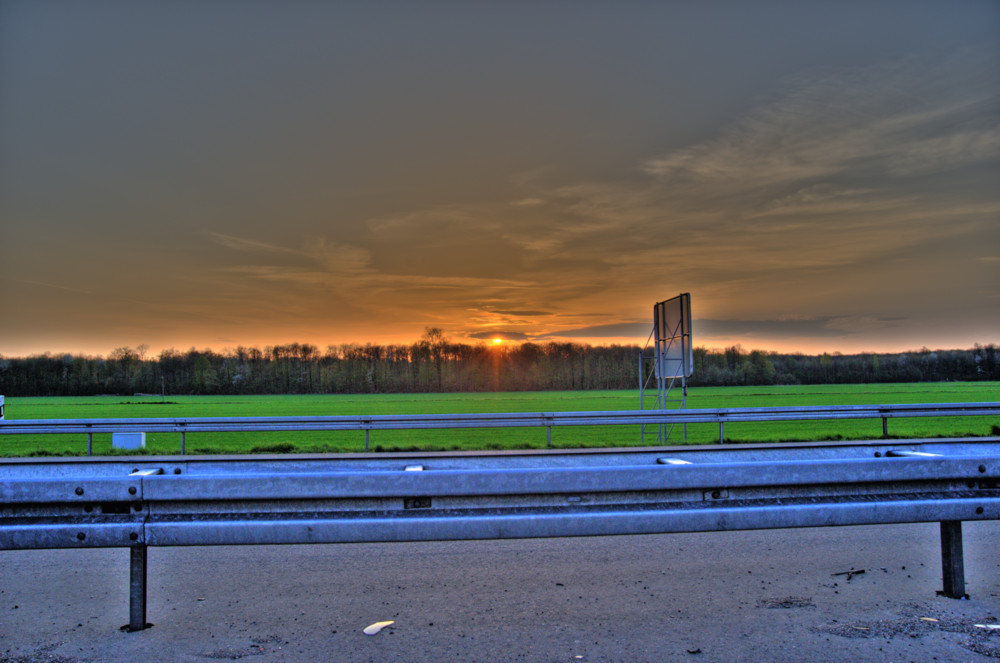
[204, 49, 998, 348]
[542, 321, 651, 339]
[641, 54, 999, 190]
[484, 308, 552, 317]
[496, 50, 1000, 337]
[208, 229, 538, 334]
[206, 232, 303, 256]
[16, 278, 93, 295]
[696, 317, 851, 340]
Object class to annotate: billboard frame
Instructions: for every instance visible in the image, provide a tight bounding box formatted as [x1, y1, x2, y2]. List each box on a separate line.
[654, 292, 693, 379]
[640, 293, 693, 443]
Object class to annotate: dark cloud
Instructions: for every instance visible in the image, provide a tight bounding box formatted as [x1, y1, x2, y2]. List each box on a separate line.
[471, 316, 915, 345]
[695, 318, 849, 339]
[544, 322, 651, 339]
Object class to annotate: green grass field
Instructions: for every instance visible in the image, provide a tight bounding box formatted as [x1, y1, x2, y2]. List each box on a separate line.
[1, 382, 997, 457]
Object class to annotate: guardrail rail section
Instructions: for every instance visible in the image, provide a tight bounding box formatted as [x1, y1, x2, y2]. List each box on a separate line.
[1, 437, 998, 631]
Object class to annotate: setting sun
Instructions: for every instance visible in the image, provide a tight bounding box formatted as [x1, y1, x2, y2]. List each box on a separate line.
[492, 338, 503, 345]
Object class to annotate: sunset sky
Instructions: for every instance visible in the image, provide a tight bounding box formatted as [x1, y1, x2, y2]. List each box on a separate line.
[1, 1, 998, 358]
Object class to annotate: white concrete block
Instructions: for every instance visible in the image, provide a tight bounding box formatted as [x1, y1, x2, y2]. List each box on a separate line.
[112, 432, 146, 449]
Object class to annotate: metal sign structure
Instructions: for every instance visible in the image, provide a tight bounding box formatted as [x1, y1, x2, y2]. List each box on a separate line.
[654, 293, 693, 380]
[640, 293, 693, 442]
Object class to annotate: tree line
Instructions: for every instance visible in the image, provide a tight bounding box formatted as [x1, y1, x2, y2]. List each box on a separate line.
[1, 331, 997, 397]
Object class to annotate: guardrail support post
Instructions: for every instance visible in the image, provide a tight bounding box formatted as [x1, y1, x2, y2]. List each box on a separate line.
[939, 520, 966, 599]
[87, 433, 93, 456]
[882, 416, 888, 439]
[180, 432, 186, 455]
[128, 545, 149, 631]
[719, 422, 724, 444]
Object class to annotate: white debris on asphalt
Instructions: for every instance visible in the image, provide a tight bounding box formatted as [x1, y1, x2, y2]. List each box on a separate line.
[363, 620, 395, 635]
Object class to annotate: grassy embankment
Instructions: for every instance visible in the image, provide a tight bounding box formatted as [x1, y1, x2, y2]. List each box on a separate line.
[1, 382, 997, 457]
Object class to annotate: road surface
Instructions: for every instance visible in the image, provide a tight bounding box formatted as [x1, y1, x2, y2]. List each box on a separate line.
[2, 522, 999, 662]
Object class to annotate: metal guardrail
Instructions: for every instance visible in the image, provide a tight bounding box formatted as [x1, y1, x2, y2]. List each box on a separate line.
[1, 437, 998, 631]
[1, 402, 997, 452]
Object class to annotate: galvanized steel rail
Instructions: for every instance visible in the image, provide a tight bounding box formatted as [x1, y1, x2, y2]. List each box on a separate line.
[2, 437, 998, 631]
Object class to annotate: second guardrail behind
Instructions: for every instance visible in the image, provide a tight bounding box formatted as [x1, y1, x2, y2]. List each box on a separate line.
[0, 402, 997, 454]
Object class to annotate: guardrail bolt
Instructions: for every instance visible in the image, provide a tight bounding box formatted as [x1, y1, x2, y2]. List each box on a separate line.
[129, 532, 139, 541]
[874, 452, 882, 458]
[128, 487, 137, 495]
[711, 490, 722, 499]
[134, 503, 143, 512]
[976, 507, 984, 515]
[75, 487, 84, 496]
[979, 465, 987, 473]
[76, 532, 86, 541]
[173, 468, 182, 474]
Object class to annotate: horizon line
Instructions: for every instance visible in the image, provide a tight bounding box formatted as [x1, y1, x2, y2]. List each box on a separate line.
[2, 340, 997, 361]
